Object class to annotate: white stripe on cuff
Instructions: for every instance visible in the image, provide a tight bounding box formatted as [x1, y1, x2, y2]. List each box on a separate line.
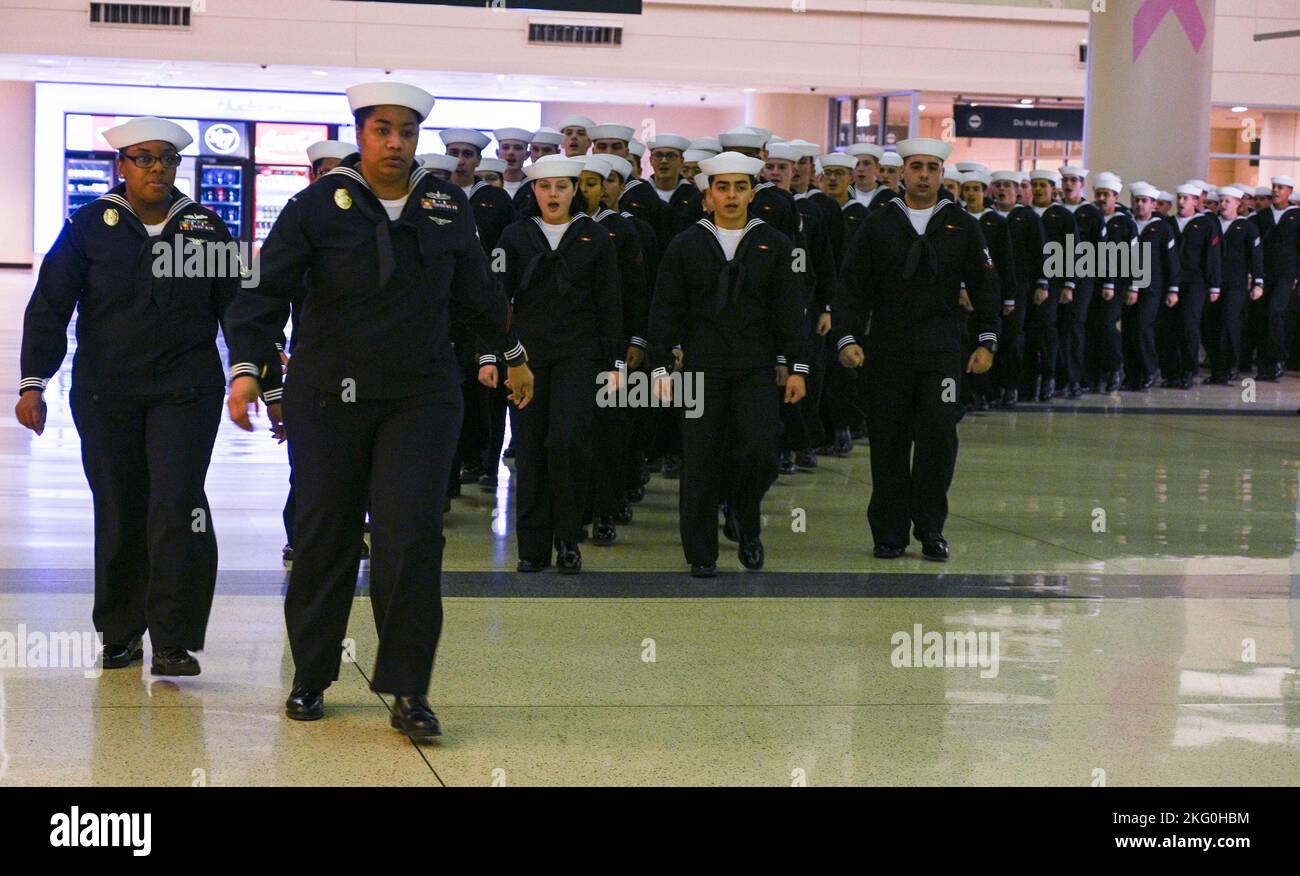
[1168, 286, 1179, 292]
[478, 355, 498, 365]
[263, 388, 283, 402]
[775, 356, 787, 364]
[630, 336, 647, 348]
[1002, 300, 1015, 306]
[502, 342, 526, 362]
[19, 377, 48, 392]
[651, 367, 668, 379]
[978, 333, 997, 342]
[836, 335, 857, 350]
[230, 363, 260, 380]
[792, 363, 810, 374]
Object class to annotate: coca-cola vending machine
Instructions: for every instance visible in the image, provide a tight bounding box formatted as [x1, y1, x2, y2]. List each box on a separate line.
[253, 122, 328, 251]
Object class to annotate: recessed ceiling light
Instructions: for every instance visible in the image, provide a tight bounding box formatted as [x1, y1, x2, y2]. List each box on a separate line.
[36, 59, 58, 66]
[311, 70, 328, 77]
[917, 104, 927, 111]
[743, 87, 756, 93]
[1020, 98, 1034, 105]
[1231, 105, 1248, 112]
[571, 80, 588, 86]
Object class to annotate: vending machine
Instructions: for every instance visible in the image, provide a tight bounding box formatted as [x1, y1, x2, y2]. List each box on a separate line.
[64, 153, 116, 219]
[254, 165, 310, 251]
[197, 162, 247, 241]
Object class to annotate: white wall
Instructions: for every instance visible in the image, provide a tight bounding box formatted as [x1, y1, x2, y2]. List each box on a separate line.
[0, 81, 34, 265]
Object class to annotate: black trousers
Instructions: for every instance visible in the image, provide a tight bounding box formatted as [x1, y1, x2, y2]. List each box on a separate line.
[865, 357, 961, 547]
[1259, 276, 1299, 373]
[993, 299, 1026, 394]
[283, 378, 461, 694]
[1122, 290, 1161, 385]
[69, 384, 222, 650]
[591, 402, 628, 519]
[1058, 281, 1094, 386]
[1025, 292, 1060, 380]
[282, 441, 295, 545]
[1211, 286, 1249, 379]
[1094, 288, 1124, 376]
[1158, 283, 1207, 377]
[510, 358, 598, 562]
[679, 368, 781, 566]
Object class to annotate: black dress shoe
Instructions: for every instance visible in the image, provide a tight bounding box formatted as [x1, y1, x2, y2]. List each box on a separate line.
[795, 449, 818, 469]
[285, 685, 325, 721]
[972, 395, 989, 411]
[738, 537, 765, 571]
[478, 473, 498, 490]
[1227, 370, 1240, 382]
[1065, 383, 1082, 399]
[1179, 375, 1194, 390]
[592, 518, 616, 546]
[516, 557, 549, 573]
[832, 427, 854, 456]
[851, 427, 868, 441]
[873, 544, 905, 559]
[1037, 379, 1056, 402]
[1140, 376, 1155, 390]
[690, 563, 717, 578]
[1255, 369, 1280, 382]
[614, 501, 634, 524]
[556, 541, 582, 574]
[502, 443, 516, 459]
[1105, 373, 1122, 392]
[645, 456, 663, 474]
[101, 637, 143, 669]
[151, 646, 200, 677]
[1000, 388, 1018, 408]
[282, 544, 294, 564]
[720, 503, 740, 543]
[460, 462, 484, 484]
[389, 694, 442, 739]
[626, 485, 644, 504]
[778, 451, 798, 475]
[920, 534, 950, 562]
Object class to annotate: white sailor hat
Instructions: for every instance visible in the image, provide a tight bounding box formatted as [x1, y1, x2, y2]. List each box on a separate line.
[439, 128, 490, 151]
[580, 155, 614, 178]
[1175, 183, 1202, 197]
[698, 151, 765, 177]
[1157, 190, 1175, 202]
[955, 161, 989, 174]
[683, 150, 714, 164]
[765, 135, 788, 147]
[603, 154, 635, 181]
[556, 115, 595, 131]
[746, 125, 773, 140]
[628, 139, 646, 158]
[476, 158, 506, 175]
[961, 170, 993, 187]
[1216, 186, 1243, 200]
[1030, 169, 1062, 185]
[942, 166, 962, 183]
[1292, 191, 1300, 203]
[878, 152, 904, 168]
[1092, 172, 1122, 194]
[104, 116, 193, 151]
[896, 138, 952, 161]
[1189, 178, 1212, 191]
[1016, 171, 1031, 184]
[695, 173, 710, 192]
[764, 143, 798, 162]
[784, 140, 821, 159]
[813, 159, 823, 175]
[493, 127, 534, 145]
[1060, 164, 1089, 179]
[1272, 175, 1297, 188]
[990, 170, 1020, 184]
[588, 123, 634, 143]
[718, 127, 768, 150]
[346, 82, 435, 121]
[1130, 182, 1160, 199]
[1204, 188, 1221, 200]
[1256, 185, 1274, 197]
[523, 154, 585, 180]
[689, 137, 722, 154]
[1232, 182, 1255, 194]
[306, 140, 355, 165]
[529, 127, 564, 147]
[649, 133, 690, 152]
[819, 153, 857, 170]
[417, 153, 459, 173]
[845, 143, 885, 160]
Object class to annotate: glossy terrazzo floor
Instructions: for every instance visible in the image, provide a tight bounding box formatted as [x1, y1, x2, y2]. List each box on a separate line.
[1, 268, 1298, 786]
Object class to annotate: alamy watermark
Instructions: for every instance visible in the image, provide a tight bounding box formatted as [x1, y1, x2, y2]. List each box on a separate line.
[0, 625, 103, 678]
[890, 623, 1000, 678]
[151, 234, 259, 288]
[596, 368, 704, 419]
[1043, 235, 1153, 291]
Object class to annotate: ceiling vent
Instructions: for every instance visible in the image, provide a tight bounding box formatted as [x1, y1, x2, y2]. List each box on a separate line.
[89, 2, 192, 30]
[528, 20, 622, 47]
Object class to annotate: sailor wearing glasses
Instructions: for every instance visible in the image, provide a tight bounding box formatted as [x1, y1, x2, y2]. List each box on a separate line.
[16, 116, 274, 677]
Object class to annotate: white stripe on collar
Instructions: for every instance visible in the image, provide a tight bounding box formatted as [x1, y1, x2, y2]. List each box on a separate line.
[324, 164, 429, 196]
[697, 217, 765, 250]
[592, 208, 620, 222]
[753, 181, 775, 193]
[97, 192, 194, 224]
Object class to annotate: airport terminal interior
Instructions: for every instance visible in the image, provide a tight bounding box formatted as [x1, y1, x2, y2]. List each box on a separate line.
[1, 0, 1299, 788]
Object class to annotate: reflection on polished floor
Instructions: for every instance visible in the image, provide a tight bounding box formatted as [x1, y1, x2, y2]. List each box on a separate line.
[1, 268, 1298, 786]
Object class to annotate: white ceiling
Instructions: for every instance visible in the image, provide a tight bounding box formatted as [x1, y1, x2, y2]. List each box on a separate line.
[0, 53, 753, 107]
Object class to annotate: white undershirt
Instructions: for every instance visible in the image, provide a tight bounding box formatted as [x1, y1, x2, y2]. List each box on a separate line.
[1032, 205, 1048, 217]
[1274, 206, 1293, 223]
[653, 184, 675, 203]
[503, 178, 525, 198]
[378, 194, 409, 221]
[715, 226, 745, 261]
[905, 204, 937, 236]
[1176, 215, 1194, 233]
[854, 186, 877, 206]
[538, 218, 571, 251]
[1220, 216, 1235, 234]
[1135, 217, 1156, 233]
[142, 221, 166, 236]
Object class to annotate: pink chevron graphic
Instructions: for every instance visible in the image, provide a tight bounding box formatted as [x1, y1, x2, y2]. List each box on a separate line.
[1133, 0, 1207, 60]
